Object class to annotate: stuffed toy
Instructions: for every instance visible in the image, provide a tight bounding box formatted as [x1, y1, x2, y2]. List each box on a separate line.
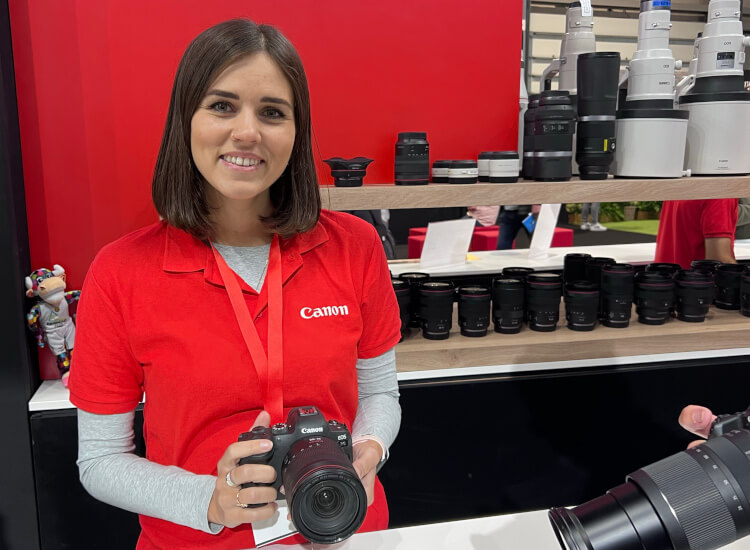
[25, 264, 81, 387]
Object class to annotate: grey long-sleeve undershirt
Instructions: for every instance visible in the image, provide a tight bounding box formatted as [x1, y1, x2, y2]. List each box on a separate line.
[76, 243, 400, 534]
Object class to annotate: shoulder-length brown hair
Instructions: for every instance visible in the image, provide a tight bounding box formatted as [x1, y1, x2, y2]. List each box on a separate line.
[152, 19, 320, 240]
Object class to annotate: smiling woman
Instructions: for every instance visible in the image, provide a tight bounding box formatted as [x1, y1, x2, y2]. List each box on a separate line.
[67, 18, 402, 550]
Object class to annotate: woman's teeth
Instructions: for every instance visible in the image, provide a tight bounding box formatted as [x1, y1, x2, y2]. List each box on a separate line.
[223, 156, 261, 167]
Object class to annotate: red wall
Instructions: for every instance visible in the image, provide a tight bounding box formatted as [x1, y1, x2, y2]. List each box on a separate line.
[10, 0, 521, 377]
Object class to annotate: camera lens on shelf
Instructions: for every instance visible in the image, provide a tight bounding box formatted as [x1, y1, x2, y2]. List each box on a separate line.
[526, 272, 563, 332]
[690, 259, 722, 273]
[585, 257, 616, 288]
[600, 263, 634, 328]
[563, 253, 592, 285]
[634, 271, 675, 325]
[714, 263, 745, 310]
[576, 52, 620, 180]
[418, 281, 455, 340]
[399, 272, 430, 328]
[646, 262, 682, 277]
[322, 157, 374, 187]
[458, 286, 491, 337]
[564, 280, 599, 331]
[491, 277, 525, 334]
[392, 279, 411, 340]
[486, 151, 520, 183]
[431, 160, 451, 183]
[532, 90, 577, 182]
[395, 132, 429, 186]
[523, 93, 542, 179]
[448, 161, 478, 184]
[477, 152, 492, 182]
[674, 269, 715, 322]
[741, 267, 750, 317]
[503, 266, 535, 281]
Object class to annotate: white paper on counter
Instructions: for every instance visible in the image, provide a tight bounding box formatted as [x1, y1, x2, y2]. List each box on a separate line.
[252, 499, 298, 547]
[528, 204, 561, 260]
[420, 218, 476, 269]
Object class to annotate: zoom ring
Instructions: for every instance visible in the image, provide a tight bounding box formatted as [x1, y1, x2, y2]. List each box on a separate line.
[643, 451, 736, 549]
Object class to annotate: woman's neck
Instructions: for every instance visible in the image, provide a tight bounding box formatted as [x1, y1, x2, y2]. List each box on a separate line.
[208, 190, 274, 247]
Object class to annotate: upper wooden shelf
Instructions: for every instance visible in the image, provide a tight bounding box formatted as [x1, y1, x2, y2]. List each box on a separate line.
[319, 175, 750, 210]
[395, 305, 750, 373]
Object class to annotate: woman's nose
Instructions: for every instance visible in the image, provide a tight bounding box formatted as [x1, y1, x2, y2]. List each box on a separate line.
[231, 111, 261, 143]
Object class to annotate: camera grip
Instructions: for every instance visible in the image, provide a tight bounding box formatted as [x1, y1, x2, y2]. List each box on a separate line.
[238, 444, 277, 508]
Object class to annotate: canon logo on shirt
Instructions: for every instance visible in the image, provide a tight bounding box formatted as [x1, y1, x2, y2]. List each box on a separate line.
[300, 305, 350, 319]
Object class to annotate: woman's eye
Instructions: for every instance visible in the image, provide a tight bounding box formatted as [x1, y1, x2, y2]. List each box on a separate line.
[209, 101, 233, 113]
[262, 107, 285, 119]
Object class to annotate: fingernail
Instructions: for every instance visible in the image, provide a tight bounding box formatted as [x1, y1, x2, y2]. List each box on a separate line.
[260, 440, 272, 450]
[692, 409, 707, 424]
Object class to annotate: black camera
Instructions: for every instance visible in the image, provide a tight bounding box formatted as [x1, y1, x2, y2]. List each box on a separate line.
[238, 406, 367, 544]
[550, 405, 750, 550]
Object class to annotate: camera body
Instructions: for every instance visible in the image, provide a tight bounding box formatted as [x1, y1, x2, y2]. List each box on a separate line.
[238, 406, 354, 496]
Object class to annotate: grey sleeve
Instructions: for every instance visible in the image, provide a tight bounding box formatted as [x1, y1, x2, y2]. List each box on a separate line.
[352, 347, 401, 454]
[76, 409, 223, 534]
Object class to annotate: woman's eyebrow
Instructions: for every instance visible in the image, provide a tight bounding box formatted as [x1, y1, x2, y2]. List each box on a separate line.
[260, 96, 293, 109]
[205, 89, 239, 99]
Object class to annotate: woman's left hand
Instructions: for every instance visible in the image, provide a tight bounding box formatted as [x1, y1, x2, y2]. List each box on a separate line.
[352, 440, 383, 506]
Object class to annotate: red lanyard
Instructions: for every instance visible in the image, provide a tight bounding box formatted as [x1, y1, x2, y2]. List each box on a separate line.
[211, 235, 284, 423]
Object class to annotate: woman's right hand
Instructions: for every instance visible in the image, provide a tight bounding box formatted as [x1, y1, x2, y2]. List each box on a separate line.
[208, 410, 279, 528]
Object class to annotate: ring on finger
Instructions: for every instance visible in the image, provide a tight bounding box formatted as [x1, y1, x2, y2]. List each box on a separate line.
[235, 488, 249, 509]
[226, 469, 238, 488]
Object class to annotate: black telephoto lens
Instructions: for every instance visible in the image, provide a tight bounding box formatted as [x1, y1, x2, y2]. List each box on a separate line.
[742, 267, 750, 317]
[690, 259, 722, 274]
[634, 271, 674, 325]
[646, 262, 682, 277]
[526, 272, 563, 332]
[674, 269, 714, 322]
[392, 279, 411, 340]
[532, 90, 577, 182]
[399, 272, 430, 328]
[491, 277, 525, 334]
[715, 263, 745, 310]
[576, 52, 620, 180]
[503, 266, 535, 281]
[600, 263, 634, 328]
[585, 257, 616, 288]
[395, 132, 429, 185]
[550, 405, 750, 550]
[564, 253, 592, 285]
[458, 286, 491, 337]
[418, 281, 455, 340]
[523, 94, 541, 178]
[564, 281, 599, 331]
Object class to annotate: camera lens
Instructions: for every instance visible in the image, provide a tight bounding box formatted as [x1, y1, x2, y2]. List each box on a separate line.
[550, 428, 750, 550]
[674, 269, 714, 322]
[418, 281, 455, 340]
[646, 262, 682, 277]
[526, 272, 563, 332]
[564, 253, 592, 285]
[283, 437, 367, 545]
[503, 266, 535, 281]
[322, 157, 374, 187]
[448, 160, 478, 184]
[395, 132, 429, 185]
[576, 52, 620, 180]
[600, 263, 634, 328]
[485, 151, 520, 183]
[432, 160, 451, 183]
[634, 271, 674, 325]
[491, 277, 525, 334]
[690, 259, 722, 274]
[532, 90, 577, 182]
[714, 263, 744, 310]
[523, 94, 542, 178]
[564, 281, 599, 331]
[458, 286, 491, 337]
[585, 257, 616, 288]
[399, 272, 430, 328]
[741, 268, 750, 317]
[392, 279, 411, 339]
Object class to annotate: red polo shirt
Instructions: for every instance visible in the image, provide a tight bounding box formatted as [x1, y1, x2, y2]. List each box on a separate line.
[655, 199, 738, 269]
[69, 210, 401, 549]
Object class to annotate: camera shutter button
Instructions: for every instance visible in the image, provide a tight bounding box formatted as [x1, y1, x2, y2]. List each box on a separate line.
[272, 423, 287, 434]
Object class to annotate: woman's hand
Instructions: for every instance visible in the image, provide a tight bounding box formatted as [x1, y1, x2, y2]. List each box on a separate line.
[678, 405, 717, 448]
[352, 440, 383, 506]
[208, 410, 279, 528]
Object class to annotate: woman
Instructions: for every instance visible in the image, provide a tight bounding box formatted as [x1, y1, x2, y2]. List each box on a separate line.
[69, 19, 401, 549]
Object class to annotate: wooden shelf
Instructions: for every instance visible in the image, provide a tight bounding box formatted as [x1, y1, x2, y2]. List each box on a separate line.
[319, 176, 750, 210]
[394, 305, 750, 373]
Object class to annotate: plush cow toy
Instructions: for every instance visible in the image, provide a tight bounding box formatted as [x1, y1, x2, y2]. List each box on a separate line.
[26, 264, 81, 387]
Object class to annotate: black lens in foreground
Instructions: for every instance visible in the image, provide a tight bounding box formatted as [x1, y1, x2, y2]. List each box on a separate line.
[600, 264, 634, 328]
[458, 286, 491, 337]
[715, 263, 744, 310]
[418, 281, 455, 340]
[492, 277, 525, 334]
[527, 273, 563, 332]
[674, 269, 714, 322]
[634, 271, 674, 325]
[564, 281, 599, 332]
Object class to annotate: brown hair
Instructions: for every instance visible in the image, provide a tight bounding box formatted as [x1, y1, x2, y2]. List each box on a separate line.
[152, 19, 320, 239]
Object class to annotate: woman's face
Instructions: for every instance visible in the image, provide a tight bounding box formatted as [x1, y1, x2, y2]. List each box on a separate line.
[191, 52, 295, 211]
